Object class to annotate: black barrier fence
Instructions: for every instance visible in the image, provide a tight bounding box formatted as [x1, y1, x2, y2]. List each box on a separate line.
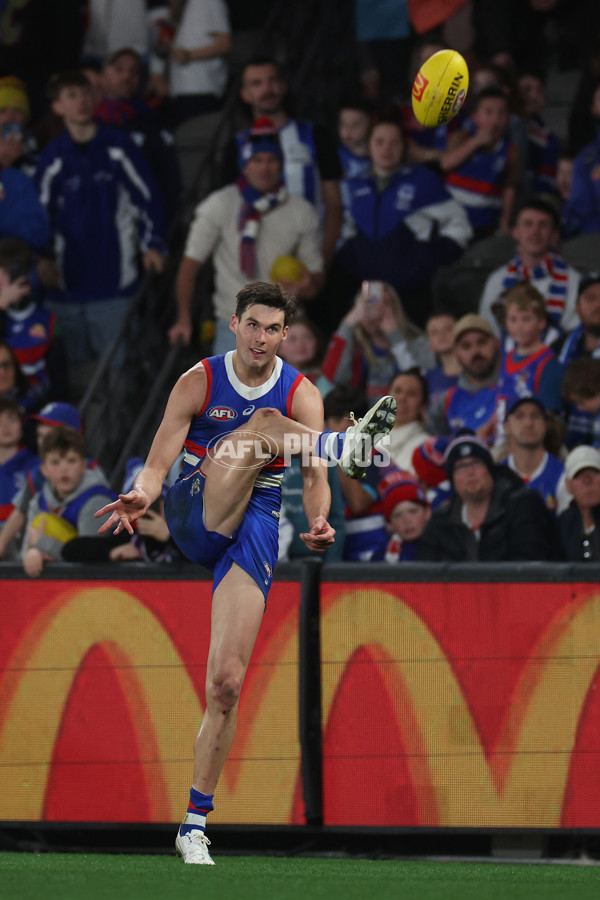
[2, 561, 600, 859]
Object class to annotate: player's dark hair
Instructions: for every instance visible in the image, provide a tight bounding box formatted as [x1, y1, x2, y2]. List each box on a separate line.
[47, 70, 91, 103]
[40, 426, 86, 460]
[514, 196, 560, 230]
[235, 282, 297, 326]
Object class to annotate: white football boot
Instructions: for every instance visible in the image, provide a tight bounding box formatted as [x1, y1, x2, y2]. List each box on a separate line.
[175, 830, 215, 865]
[339, 395, 397, 478]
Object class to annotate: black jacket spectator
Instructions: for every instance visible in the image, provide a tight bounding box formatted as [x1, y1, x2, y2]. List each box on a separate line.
[418, 466, 554, 562]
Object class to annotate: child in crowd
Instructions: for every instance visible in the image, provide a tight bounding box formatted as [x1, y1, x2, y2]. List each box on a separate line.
[277, 316, 326, 387]
[0, 398, 37, 545]
[375, 470, 431, 562]
[21, 426, 115, 577]
[518, 71, 559, 196]
[442, 87, 519, 237]
[423, 312, 459, 403]
[495, 283, 564, 428]
[337, 99, 371, 179]
[0, 237, 57, 405]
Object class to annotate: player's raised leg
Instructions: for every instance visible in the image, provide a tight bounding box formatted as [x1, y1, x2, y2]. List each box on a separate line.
[175, 563, 265, 865]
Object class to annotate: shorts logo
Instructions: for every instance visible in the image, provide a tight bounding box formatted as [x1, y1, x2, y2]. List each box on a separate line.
[190, 477, 201, 496]
[263, 561, 272, 579]
[208, 406, 237, 421]
[412, 72, 428, 102]
[243, 405, 255, 416]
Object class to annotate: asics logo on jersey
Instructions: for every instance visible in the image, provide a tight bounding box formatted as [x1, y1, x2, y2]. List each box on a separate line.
[207, 406, 237, 421]
[243, 405, 255, 416]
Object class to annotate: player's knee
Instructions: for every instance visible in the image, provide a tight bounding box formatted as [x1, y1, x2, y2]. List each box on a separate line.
[248, 407, 282, 430]
[207, 671, 243, 712]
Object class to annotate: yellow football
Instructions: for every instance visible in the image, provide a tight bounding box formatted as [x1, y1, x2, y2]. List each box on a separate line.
[411, 49, 469, 128]
[270, 255, 304, 284]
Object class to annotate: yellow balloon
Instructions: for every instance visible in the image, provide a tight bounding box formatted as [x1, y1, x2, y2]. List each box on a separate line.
[270, 255, 304, 284]
[32, 512, 78, 543]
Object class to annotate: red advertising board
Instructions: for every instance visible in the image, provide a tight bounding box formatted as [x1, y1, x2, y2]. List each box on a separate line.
[0, 579, 302, 824]
[321, 581, 600, 827]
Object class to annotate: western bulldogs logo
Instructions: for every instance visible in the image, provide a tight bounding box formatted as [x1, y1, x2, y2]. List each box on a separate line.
[208, 406, 237, 421]
[412, 72, 429, 103]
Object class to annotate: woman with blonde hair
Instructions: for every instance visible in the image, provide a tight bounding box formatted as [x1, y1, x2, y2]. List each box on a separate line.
[321, 280, 434, 401]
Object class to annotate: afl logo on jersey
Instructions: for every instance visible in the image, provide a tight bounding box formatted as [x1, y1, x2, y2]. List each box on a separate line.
[208, 406, 237, 421]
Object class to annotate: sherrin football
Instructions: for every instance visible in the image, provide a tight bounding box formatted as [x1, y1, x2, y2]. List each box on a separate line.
[411, 49, 469, 128]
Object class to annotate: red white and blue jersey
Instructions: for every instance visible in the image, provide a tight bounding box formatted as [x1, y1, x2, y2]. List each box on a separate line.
[504, 451, 565, 514]
[446, 128, 514, 231]
[526, 115, 559, 195]
[182, 351, 304, 492]
[444, 383, 498, 434]
[496, 346, 556, 421]
[0, 446, 38, 522]
[4, 303, 55, 393]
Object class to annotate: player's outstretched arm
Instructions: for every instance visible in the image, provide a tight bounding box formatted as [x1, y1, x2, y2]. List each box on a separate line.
[96, 362, 208, 535]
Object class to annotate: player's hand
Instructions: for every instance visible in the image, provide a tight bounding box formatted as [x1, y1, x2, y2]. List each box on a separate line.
[168, 318, 193, 346]
[299, 515, 336, 552]
[95, 489, 151, 536]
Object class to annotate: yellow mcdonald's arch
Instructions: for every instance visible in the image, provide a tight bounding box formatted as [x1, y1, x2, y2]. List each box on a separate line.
[321, 589, 600, 827]
[0, 586, 301, 823]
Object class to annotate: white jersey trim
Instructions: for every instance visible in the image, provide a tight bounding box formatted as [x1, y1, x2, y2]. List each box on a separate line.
[224, 351, 283, 400]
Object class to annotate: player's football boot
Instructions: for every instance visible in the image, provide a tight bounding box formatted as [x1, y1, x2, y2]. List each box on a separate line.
[175, 829, 215, 865]
[339, 395, 397, 478]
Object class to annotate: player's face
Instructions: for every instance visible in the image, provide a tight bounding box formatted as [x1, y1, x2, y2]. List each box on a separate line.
[0, 409, 22, 447]
[389, 500, 431, 541]
[369, 123, 404, 175]
[454, 331, 498, 380]
[512, 210, 556, 257]
[240, 64, 287, 114]
[452, 457, 494, 503]
[243, 151, 282, 194]
[41, 450, 87, 499]
[338, 109, 370, 152]
[472, 98, 509, 143]
[504, 403, 546, 449]
[519, 75, 546, 117]
[388, 374, 425, 426]
[567, 468, 600, 509]
[52, 85, 95, 125]
[426, 314, 456, 356]
[278, 322, 317, 367]
[505, 306, 545, 348]
[104, 55, 141, 100]
[577, 284, 600, 334]
[232, 304, 288, 369]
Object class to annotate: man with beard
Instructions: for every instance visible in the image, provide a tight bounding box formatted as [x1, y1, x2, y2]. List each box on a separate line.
[417, 432, 554, 562]
[559, 276, 600, 447]
[221, 58, 343, 265]
[425, 314, 500, 438]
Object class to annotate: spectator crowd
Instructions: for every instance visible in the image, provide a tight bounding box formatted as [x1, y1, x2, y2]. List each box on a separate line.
[4, 0, 600, 572]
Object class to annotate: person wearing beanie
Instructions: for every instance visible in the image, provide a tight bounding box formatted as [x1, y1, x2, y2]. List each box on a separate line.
[417, 431, 555, 561]
[170, 116, 324, 354]
[374, 469, 431, 563]
[0, 76, 33, 172]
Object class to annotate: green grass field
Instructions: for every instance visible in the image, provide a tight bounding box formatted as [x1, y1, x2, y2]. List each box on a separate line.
[2, 853, 600, 900]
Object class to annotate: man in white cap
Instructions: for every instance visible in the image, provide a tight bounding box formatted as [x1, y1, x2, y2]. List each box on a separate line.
[557, 445, 600, 561]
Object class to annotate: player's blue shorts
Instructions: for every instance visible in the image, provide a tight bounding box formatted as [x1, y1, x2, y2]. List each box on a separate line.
[164, 467, 280, 601]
